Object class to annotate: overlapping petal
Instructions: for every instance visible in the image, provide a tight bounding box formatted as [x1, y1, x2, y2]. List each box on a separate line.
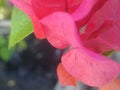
[62, 48, 120, 87]
[40, 12, 78, 49]
[81, 0, 120, 52]
[31, 0, 82, 19]
[57, 63, 77, 86]
[72, 0, 107, 27]
[83, 37, 113, 54]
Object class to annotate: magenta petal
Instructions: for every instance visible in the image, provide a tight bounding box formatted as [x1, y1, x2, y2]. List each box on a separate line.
[83, 0, 120, 51]
[72, 0, 107, 26]
[31, 0, 82, 19]
[83, 37, 114, 54]
[31, 0, 66, 19]
[40, 12, 79, 49]
[67, 0, 82, 13]
[33, 18, 46, 39]
[62, 48, 120, 87]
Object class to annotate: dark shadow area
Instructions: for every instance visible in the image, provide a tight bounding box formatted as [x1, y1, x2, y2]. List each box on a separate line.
[0, 34, 63, 90]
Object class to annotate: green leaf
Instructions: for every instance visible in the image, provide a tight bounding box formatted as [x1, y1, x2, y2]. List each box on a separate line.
[9, 7, 33, 48]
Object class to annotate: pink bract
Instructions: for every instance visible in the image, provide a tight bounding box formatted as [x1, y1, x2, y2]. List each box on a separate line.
[82, 0, 120, 53]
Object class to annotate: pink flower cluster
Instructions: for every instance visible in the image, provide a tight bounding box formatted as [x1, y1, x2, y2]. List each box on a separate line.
[9, 0, 120, 87]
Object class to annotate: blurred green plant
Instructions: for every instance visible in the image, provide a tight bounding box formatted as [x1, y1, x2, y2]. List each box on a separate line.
[0, 35, 27, 62]
[0, 35, 15, 62]
[0, 0, 12, 19]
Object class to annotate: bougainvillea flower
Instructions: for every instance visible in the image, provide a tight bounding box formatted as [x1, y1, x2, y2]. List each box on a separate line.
[40, 12, 120, 87]
[61, 0, 120, 87]
[9, 0, 120, 88]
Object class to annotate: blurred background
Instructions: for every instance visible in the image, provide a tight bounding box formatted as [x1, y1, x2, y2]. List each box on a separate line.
[0, 0, 120, 90]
